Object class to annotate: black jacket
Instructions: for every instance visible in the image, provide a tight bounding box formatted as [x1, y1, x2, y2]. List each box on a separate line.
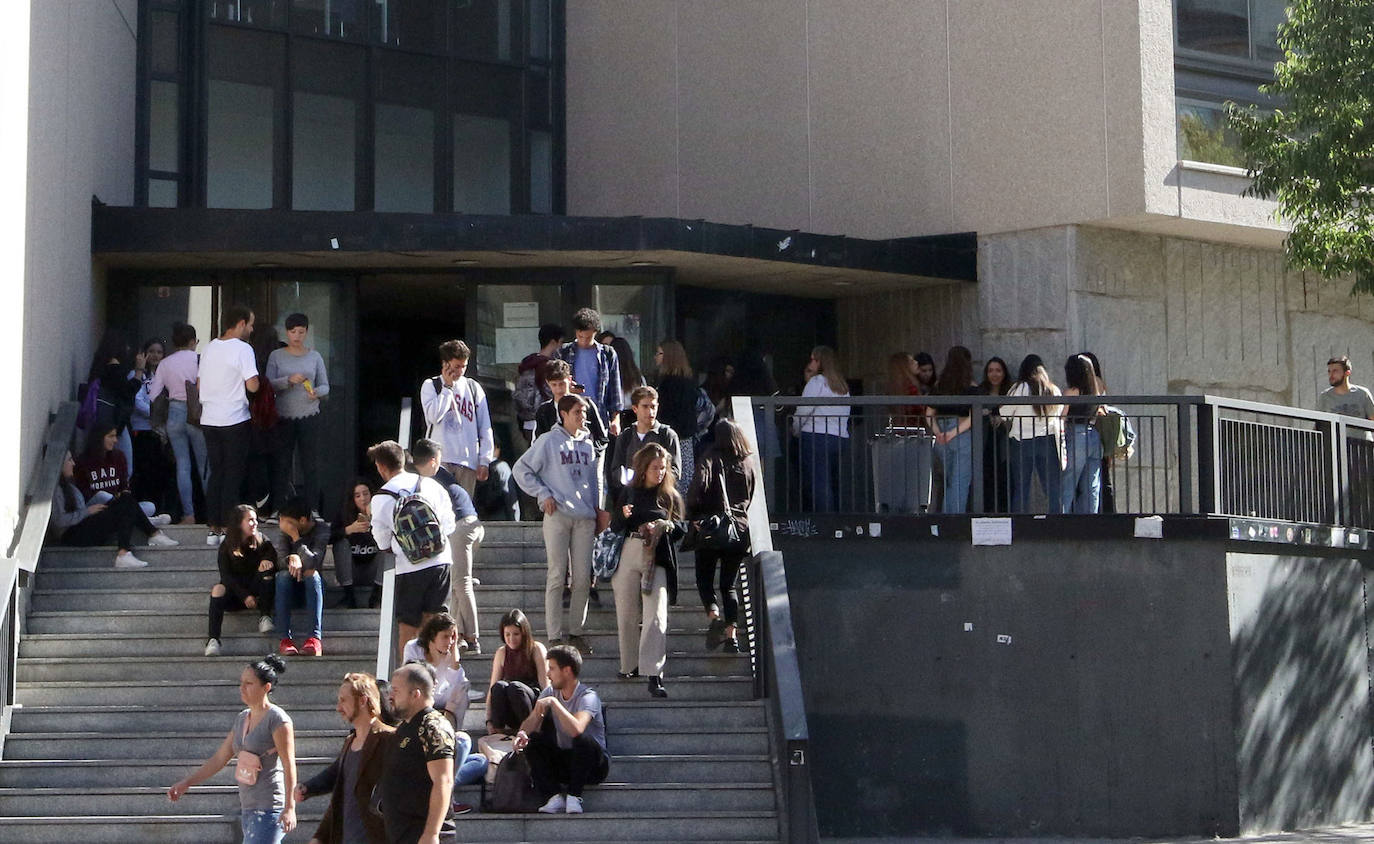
[534, 396, 609, 454]
[686, 452, 755, 546]
[608, 422, 682, 497]
[610, 485, 685, 604]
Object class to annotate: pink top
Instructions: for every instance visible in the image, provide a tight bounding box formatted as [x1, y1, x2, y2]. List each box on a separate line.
[148, 349, 199, 401]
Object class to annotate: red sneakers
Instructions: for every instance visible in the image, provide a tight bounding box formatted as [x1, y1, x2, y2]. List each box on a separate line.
[278, 638, 299, 656]
[300, 637, 323, 656]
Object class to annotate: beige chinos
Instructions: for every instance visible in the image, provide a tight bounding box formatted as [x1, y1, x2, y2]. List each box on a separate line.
[543, 510, 594, 642]
[611, 538, 669, 677]
[448, 514, 485, 642]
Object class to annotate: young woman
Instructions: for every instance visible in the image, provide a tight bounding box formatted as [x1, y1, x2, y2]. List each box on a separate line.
[927, 346, 981, 513]
[486, 608, 549, 734]
[85, 329, 140, 473]
[1061, 354, 1105, 514]
[401, 612, 472, 728]
[792, 346, 851, 512]
[330, 479, 383, 609]
[1003, 355, 1064, 514]
[206, 505, 278, 656]
[687, 419, 755, 654]
[51, 450, 178, 569]
[168, 655, 297, 842]
[610, 336, 646, 431]
[610, 442, 685, 698]
[149, 322, 207, 525]
[887, 352, 923, 426]
[129, 338, 169, 510]
[979, 357, 1013, 513]
[267, 313, 330, 516]
[1078, 351, 1118, 513]
[74, 424, 169, 523]
[653, 340, 704, 496]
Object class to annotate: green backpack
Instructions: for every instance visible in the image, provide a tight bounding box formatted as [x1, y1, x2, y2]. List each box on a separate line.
[1097, 410, 1131, 460]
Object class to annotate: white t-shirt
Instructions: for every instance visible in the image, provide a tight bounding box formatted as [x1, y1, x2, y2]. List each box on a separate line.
[198, 337, 258, 427]
[793, 374, 851, 438]
[1003, 381, 1064, 440]
[403, 638, 471, 715]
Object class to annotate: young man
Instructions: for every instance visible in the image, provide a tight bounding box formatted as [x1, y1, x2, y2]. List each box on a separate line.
[368, 440, 457, 661]
[411, 437, 485, 654]
[199, 305, 259, 546]
[295, 672, 394, 844]
[608, 385, 683, 498]
[516, 323, 564, 444]
[419, 340, 492, 498]
[556, 308, 622, 435]
[382, 663, 455, 844]
[271, 496, 328, 656]
[514, 644, 610, 814]
[513, 396, 609, 652]
[534, 360, 609, 452]
[1319, 355, 1374, 420]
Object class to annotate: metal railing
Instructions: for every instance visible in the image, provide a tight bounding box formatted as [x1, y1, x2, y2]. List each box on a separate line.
[748, 393, 1374, 530]
[0, 402, 78, 755]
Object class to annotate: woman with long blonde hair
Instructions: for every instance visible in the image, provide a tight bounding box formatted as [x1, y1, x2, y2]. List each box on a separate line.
[792, 346, 851, 511]
[609, 442, 685, 698]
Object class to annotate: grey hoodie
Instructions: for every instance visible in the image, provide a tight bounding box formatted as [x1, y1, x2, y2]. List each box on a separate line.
[513, 424, 603, 520]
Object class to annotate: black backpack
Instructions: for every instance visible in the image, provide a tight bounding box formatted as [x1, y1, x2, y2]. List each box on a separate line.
[484, 749, 541, 813]
[377, 479, 446, 561]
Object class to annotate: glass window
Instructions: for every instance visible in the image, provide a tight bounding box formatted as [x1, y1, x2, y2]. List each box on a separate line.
[208, 80, 275, 207]
[530, 129, 552, 214]
[294, 93, 355, 210]
[528, 0, 550, 60]
[291, 0, 365, 39]
[473, 283, 564, 381]
[148, 178, 179, 207]
[374, 0, 445, 51]
[1177, 0, 1249, 57]
[375, 104, 434, 212]
[1176, 99, 1246, 167]
[149, 81, 179, 173]
[452, 0, 516, 62]
[150, 11, 179, 76]
[1251, 0, 1286, 63]
[528, 67, 551, 129]
[592, 282, 670, 381]
[208, 0, 286, 27]
[453, 114, 511, 214]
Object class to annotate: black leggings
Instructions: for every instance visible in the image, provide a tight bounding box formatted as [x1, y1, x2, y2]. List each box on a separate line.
[208, 573, 276, 640]
[488, 680, 537, 733]
[695, 549, 746, 624]
[62, 493, 156, 550]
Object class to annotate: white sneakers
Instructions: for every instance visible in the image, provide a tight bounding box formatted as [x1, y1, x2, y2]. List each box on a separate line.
[149, 513, 173, 527]
[204, 638, 222, 657]
[258, 615, 275, 634]
[206, 533, 223, 547]
[537, 794, 583, 814]
[147, 532, 179, 548]
[114, 551, 149, 568]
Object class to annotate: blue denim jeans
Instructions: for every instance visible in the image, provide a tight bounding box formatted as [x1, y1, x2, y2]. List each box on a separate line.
[799, 432, 843, 512]
[240, 808, 284, 844]
[274, 571, 323, 642]
[166, 400, 208, 518]
[455, 730, 490, 786]
[1010, 435, 1063, 514]
[1061, 422, 1103, 514]
[934, 419, 972, 513]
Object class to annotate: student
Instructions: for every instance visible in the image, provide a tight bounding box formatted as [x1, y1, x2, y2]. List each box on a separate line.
[168, 655, 298, 843]
[928, 346, 980, 514]
[84, 329, 140, 473]
[74, 424, 170, 523]
[419, 340, 492, 498]
[514, 395, 609, 653]
[129, 337, 169, 511]
[199, 305, 260, 546]
[1061, 354, 1104, 514]
[369, 440, 457, 662]
[486, 608, 549, 735]
[793, 346, 851, 512]
[204, 505, 276, 657]
[652, 340, 703, 496]
[514, 644, 610, 814]
[979, 357, 1013, 513]
[608, 385, 682, 499]
[556, 307, 622, 434]
[51, 450, 178, 570]
[534, 359, 609, 449]
[401, 613, 475, 733]
[1319, 355, 1374, 420]
[1003, 355, 1064, 514]
[150, 322, 208, 525]
[266, 313, 329, 517]
[271, 496, 328, 657]
[330, 479, 384, 609]
[516, 323, 564, 444]
[381, 663, 456, 844]
[609, 443, 685, 698]
[473, 441, 520, 522]
[294, 672, 393, 844]
[411, 437, 484, 654]
[610, 337, 647, 431]
[687, 419, 755, 654]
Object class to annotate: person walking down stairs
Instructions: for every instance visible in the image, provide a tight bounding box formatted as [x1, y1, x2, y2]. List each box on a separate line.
[51, 449, 178, 569]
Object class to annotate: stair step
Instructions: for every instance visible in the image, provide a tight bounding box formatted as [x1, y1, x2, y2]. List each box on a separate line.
[142, 521, 547, 543]
[0, 810, 777, 842]
[19, 631, 380, 659]
[37, 542, 548, 571]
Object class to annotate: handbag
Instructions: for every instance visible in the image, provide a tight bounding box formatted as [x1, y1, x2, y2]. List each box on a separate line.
[592, 527, 626, 578]
[150, 386, 170, 432]
[684, 459, 748, 553]
[184, 379, 202, 426]
[484, 749, 541, 813]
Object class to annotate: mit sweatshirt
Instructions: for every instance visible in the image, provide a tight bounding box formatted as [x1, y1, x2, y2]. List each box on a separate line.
[512, 425, 603, 520]
[419, 375, 493, 471]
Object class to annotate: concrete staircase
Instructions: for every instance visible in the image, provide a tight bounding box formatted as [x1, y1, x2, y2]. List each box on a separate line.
[0, 522, 779, 842]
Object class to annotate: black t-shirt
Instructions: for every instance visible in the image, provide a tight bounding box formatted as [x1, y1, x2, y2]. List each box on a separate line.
[381, 707, 455, 824]
[331, 513, 380, 560]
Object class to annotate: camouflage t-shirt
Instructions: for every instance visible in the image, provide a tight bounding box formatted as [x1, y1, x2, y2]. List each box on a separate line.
[380, 707, 455, 822]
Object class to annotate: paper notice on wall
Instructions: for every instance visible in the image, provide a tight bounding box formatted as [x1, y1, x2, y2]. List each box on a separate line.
[971, 517, 1012, 546]
[503, 301, 540, 328]
[1134, 516, 1164, 539]
[494, 327, 538, 364]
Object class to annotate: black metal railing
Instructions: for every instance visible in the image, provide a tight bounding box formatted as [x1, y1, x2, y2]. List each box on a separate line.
[749, 393, 1374, 529]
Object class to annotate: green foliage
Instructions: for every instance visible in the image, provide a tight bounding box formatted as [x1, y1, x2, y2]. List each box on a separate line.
[1179, 112, 1247, 168]
[1228, 0, 1374, 294]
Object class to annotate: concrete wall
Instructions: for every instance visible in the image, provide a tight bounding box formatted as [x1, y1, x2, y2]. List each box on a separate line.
[779, 531, 1374, 836]
[565, 0, 1275, 243]
[837, 225, 1374, 410]
[12, 0, 136, 545]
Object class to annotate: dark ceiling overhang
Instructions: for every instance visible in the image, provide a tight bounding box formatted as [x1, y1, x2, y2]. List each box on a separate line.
[92, 207, 977, 297]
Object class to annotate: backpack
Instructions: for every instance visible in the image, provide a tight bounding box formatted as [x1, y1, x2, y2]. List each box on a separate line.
[76, 379, 101, 430]
[484, 749, 541, 813]
[250, 382, 279, 430]
[377, 479, 446, 561]
[513, 368, 544, 424]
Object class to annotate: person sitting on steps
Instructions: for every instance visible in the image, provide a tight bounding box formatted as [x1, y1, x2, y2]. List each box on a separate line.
[514, 644, 610, 815]
[204, 504, 276, 657]
[330, 478, 384, 609]
[272, 496, 328, 657]
[485, 608, 549, 735]
[51, 449, 178, 571]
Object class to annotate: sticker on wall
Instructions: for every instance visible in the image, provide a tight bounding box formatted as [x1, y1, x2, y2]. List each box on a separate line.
[971, 518, 1012, 546]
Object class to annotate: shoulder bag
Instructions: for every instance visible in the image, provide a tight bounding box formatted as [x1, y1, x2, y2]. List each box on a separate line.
[683, 460, 749, 553]
[234, 714, 272, 786]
